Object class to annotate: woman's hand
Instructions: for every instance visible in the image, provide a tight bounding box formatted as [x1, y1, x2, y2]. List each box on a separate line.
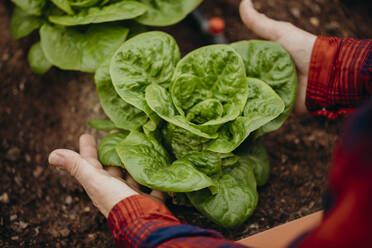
[240, 0, 316, 115]
[48, 134, 164, 218]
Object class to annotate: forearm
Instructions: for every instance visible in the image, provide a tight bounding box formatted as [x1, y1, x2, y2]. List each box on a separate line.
[305, 36, 372, 118]
[107, 195, 248, 248]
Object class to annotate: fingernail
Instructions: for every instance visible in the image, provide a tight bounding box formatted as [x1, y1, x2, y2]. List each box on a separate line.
[49, 153, 65, 166]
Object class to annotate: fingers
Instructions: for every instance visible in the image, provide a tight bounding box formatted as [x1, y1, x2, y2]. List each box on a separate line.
[239, 0, 283, 41]
[105, 166, 123, 178]
[125, 174, 140, 190]
[123, 173, 167, 203]
[150, 190, 167, 203]
[49, 149, 98, 186]
[79, 134, 97, 159]
[79, 134, 102, 169]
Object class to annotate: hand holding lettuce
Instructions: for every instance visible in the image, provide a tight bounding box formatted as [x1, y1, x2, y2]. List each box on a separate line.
[91, 32, 297, 228]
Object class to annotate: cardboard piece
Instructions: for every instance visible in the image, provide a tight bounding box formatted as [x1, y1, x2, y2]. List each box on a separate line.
[237, 211, 323, 248]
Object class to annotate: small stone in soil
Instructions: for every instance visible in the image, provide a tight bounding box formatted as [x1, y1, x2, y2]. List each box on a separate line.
[33, 166, 44, 178]
[309, 17, 320, 27]
[84, 206, 91, 212]
[10, 214, 17, 221]
[88, 233, 96, 240]
[65, 195, 73, 205]
[290, 7, 300, 18]
[325, 21, 340, 30]
[19, 221, 28, 229]
[25, 154, 32, 163]
[6, 147, 20, 162]
[0, 192, 9, 203]
[60, 228, 70, 237]
[19, 81, 25, 91]
[14, 175, 22, 186]
[281, 154, 288, 163]
[11, 236, 19, 241]
[50, 228, 59, 238]
[249, 223, 259, 229]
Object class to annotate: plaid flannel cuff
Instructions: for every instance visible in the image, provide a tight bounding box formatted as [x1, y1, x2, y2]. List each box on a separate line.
[107, 195, 181, 248]
[306, 36, 371, 119]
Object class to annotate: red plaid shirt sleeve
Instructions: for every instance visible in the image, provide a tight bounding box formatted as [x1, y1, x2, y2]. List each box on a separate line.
[107, 195, 248, 248]
[306, 36, 372, 119]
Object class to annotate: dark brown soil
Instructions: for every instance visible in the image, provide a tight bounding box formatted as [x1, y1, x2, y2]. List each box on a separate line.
[0, 0, 371, 247]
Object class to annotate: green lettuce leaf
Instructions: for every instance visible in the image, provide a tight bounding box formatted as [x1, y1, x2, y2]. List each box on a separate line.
[27, 42, 52, 74]
[98, 132, 128, 167]
[207, 77, 284, 153]
[69, 0, 100, 8]
[95, 60, 148, 130]
[49, 1, 148, 26]
[146, 84, 219, 138]
[231, 41, 297, 136]
[87, 119, 118, 131]
[100, 0, 114, 6]
[162, 123, 210, 159]
[50, 0, 74, 15]
[238, 139, 270, 186]
[172, 45, 248, 125]
[10, 7, 43, 39]
[218, 153, 239, 167]
[162, 123, 236, 168]
[136, 0, 203, 26]
[181, 151, 222, 178]
[187, 157, 258, 228]
[110, 31, 180, 124]
[11, 0, 46, 16]
[40, 24, 128, 72]
[116, 131, 216, 193]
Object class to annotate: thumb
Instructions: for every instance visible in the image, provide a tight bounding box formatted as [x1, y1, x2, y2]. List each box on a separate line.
[239, 0, 301, 42]
[239, 0, 285, 41]
[49, 149, 139, 218]
[49, 149, 98, 186]
[239, 0, 316, 71]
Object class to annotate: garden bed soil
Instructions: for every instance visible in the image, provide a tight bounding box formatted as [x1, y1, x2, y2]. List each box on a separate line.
[1, 0, 371, 247]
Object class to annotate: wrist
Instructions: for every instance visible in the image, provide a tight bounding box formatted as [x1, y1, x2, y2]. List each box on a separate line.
[293, 35, 317, 115]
